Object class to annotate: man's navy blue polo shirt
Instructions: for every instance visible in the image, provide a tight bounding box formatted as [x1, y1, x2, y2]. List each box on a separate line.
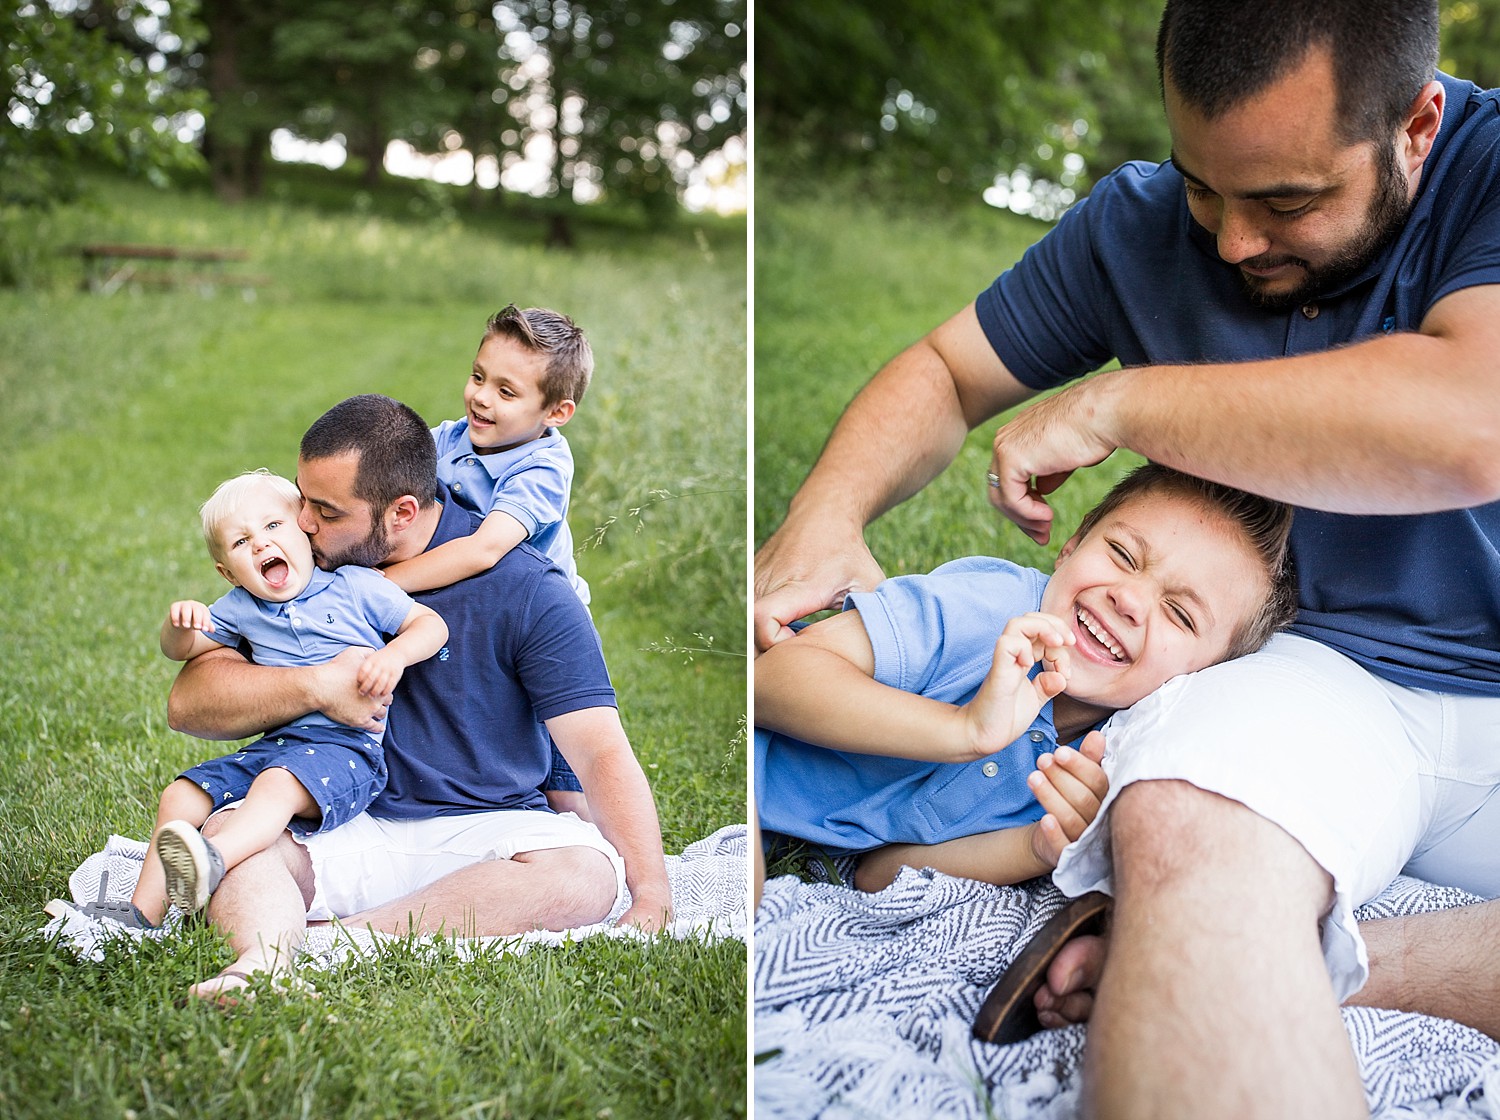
[375, 498, 616, 817]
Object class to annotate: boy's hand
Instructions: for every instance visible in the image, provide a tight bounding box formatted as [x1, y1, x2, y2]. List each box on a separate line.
[167, 600, 215, 633]
[959, 612, 1074, 759]
[1028, 730, 1109, 868]
[355, 647, 405, 697]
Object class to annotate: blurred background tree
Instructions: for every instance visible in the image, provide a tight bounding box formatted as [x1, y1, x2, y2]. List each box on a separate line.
[1, 1, 207, 205]
[3, 0, 746, 221]
[757, 0, 1500, 216]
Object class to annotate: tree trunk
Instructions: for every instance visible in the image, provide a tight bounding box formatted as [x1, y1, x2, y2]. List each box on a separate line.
[200, 0, 249, 202]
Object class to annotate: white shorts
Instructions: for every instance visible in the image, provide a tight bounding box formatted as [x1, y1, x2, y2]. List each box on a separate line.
[296, 809, 626, 922]
[1054, 633, 1500, 1001]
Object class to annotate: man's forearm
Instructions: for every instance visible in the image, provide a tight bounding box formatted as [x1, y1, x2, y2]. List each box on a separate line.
[550, 709, 671, 908]
[166, 647, 321, 740]
[1093, 298, 1500, 513]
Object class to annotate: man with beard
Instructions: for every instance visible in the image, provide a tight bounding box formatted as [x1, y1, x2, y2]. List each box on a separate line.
[755, 1, 1500, 1116]
[167, 394, 673, 1001]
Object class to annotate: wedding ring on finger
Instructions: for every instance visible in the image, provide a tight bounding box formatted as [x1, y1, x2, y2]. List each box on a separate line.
[986, 471, 1002, 489]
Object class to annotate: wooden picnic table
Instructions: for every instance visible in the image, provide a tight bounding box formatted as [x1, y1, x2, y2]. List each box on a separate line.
[79, 243, 270, 296]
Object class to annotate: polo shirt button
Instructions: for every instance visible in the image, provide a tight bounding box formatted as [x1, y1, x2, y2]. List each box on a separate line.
[451, 482, 463, 494]
[467, 457, 477, 466]
[1301, 303, 1319, 319]
[291, 617, 302, 627]
[981, 761, 1000, 778]
[1029, 730, 1045, 743]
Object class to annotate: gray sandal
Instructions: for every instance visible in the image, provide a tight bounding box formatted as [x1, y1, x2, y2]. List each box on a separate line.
[43, 868, 158, 929]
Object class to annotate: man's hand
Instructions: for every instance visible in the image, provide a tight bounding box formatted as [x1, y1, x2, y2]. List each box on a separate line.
[1027, 730, 1109, 868]
[753, 519, 885, 653]
[616, 887, 675, 933]
[958, 613, 1074, 760]
[315, 647, 391, 733]
[989, 377, 1122, 544]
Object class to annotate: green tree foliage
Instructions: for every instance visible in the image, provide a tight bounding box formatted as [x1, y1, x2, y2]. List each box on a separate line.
[196, 0, 746, 217]
[1, 0, 207, 205]
[758, 0, 1500, 208]
[1442, 0, 1500, 90]
[491, 0, 745, 221]
[756, 0, 1164, 199]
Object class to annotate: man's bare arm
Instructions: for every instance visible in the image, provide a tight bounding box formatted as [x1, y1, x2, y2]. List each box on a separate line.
[753, 302, 1039, 650]
[547, 706, 673, 931]
[990, 284, 1500, 542]
[166, 645, 389, 740]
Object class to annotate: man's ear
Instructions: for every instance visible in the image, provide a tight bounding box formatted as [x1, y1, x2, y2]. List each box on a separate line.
[214, 561, 239, 586]
[1398, 80, 1444, 180]
[386, 494, 423, 534]
[545, 398, 576, 428]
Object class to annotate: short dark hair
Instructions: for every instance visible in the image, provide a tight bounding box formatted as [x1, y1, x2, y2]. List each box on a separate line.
[482, 304, 594, 407]
[1073, 462, 1297, 660]
[1156, 0, 1438, 144]
[299, 394, 437, 512]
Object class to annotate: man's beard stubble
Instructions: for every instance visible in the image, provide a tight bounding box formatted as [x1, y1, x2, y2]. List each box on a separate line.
[1239, 142, 1414, 310]
[314, 519, 391, 570]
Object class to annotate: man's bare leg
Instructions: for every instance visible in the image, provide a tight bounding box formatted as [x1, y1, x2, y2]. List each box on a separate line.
[1350, 900, 1500, 1039]
[341, 845, 618, 938]
[191, 821, 314, 1000]
[1085, 780, 1366, 1120]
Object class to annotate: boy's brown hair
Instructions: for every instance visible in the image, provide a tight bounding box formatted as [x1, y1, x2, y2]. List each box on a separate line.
[1072, 463, 1297, 660]
[482, 305, 594, 408]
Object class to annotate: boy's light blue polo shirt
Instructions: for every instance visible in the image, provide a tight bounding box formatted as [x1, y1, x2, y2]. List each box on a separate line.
[755, 557, 1063, 855]
[431, 418, 588, 605]
[206, 566, 416, 736]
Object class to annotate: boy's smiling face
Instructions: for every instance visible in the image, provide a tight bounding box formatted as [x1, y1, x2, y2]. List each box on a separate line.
[1039, 490, 1269, 714]
[464, 333, 574, 453]
[212, 491, 315, 603]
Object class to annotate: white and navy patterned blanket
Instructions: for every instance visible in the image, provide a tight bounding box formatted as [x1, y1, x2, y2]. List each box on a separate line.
[755, 867, 1500, 1119]
[42, 823, 747, 964]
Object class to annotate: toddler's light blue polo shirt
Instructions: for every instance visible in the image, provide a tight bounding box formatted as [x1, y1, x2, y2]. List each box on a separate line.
[207, 566, 416, 735]
[756, 557, 1063, 855]
[431, 418, 587, 604]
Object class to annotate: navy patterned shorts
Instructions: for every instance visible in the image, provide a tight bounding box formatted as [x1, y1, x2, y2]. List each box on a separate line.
[179, 723, 386, 836]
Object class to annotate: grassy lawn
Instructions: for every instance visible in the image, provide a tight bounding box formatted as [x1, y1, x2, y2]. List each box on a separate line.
[0, 171, 746, 1119]
[754, 184, 1141, 578]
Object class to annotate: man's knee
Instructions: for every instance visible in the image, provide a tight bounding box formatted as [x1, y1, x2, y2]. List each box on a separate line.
[202, 810, 314, 899]
[1111, 779, 1331, 904]
[513, 845, 617, 923]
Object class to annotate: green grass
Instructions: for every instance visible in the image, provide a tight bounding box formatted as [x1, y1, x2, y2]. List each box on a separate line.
[754, 184, 1141, 579]
[0, 169, 746, 1119]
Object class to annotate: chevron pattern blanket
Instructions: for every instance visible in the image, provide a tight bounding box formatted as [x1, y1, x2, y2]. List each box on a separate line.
[755, 867, 1500, 1118]
[43, 823, 748, 963]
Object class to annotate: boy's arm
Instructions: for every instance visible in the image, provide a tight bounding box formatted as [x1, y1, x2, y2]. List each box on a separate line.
[160, 599, 228, 662]
[354, 604, 449, 696]
[853, 732, 1109, 891]
[545, 705, 674, 932]
[754, 609, 1073, 764]
[381, 511, 528, 592]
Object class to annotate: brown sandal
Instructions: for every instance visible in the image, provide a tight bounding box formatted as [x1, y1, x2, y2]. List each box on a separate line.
[972, 891, 1111, 1045]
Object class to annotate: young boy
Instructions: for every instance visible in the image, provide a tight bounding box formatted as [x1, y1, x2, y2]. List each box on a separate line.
[381, 304, 594, 817]
[381, 304, 591, 603]
[98, 471, 447, 928]
[754, 464, 1297, 894]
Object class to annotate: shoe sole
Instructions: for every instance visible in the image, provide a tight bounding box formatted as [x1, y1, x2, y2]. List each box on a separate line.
[972, 891, 1111, 1045]
[157, 822, 211, 913]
